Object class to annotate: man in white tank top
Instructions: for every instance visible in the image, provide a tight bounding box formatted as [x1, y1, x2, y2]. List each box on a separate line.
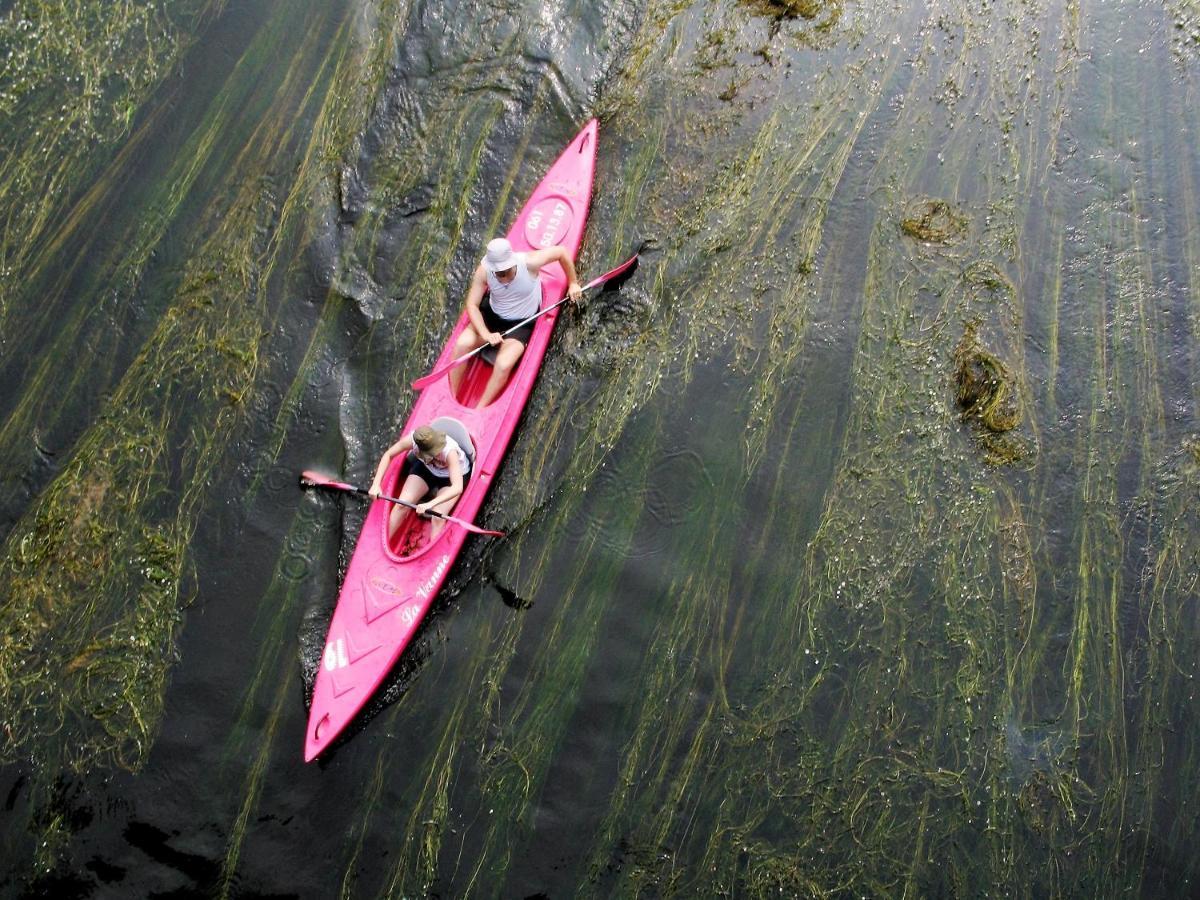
[449, 237, 582, 407]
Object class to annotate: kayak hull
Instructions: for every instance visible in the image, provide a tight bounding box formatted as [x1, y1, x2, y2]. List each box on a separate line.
[304, 120, 597, 761]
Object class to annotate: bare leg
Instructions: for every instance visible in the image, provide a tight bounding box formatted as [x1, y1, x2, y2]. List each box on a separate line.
[448, 326, 486, 397]
[387, 472, 431, 542]
[424, 484, 462, 542]
[476, 339, 525, 407]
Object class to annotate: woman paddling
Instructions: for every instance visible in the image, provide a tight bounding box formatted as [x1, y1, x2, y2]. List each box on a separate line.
[368, 424, 470, 549]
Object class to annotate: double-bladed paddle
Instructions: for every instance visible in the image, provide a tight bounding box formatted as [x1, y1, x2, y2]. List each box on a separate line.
[410, 252, 640, 391]
[299, 470, 505, 537]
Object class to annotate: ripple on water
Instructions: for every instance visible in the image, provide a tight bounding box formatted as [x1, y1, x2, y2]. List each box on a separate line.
[280, 550, 312, 584]
[260, 457, 302, 495]
[567, 448, 714, 560]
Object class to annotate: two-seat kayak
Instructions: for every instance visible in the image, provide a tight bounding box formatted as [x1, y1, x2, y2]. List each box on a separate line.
[304, 119, 598, 761]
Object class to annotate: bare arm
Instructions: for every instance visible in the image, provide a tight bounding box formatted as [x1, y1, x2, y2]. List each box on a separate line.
[525, 246, 582, 302]
[464, 264, 502, 345]
[369, 433, 414, 496]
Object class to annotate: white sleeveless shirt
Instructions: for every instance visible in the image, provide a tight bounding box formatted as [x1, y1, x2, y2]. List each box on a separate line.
[483, 252, 541, 320]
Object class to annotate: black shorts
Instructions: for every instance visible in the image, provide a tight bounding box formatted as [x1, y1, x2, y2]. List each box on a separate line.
[409, 455, 471, 491]
[481, 297, 535, 346]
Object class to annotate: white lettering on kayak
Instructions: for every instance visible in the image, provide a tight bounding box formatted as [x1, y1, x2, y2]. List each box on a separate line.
[538, 201, 569, 247]
[323, 637, 350, 671]
[415, 555, 450, 601]
[525, 199, 571, 248]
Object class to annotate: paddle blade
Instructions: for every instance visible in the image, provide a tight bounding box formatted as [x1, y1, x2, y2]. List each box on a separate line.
[299, 470, 356, 493]
[594, 254, 639, 294]
[435, 512, 505, 537]
[466, 524, 506, 537]
[411, 365, 450, 391]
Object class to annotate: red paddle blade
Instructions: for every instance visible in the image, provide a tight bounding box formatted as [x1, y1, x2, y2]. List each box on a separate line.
[436, 512, 504, 537]
[459, 523, 506, 537]
[411, 359, 461, 391]
[299, 470, 356, 492]
[584, 253, 639, 293]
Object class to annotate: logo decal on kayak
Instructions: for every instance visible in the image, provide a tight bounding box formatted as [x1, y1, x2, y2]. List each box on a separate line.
[524, 197, 573, 248]
[363, 568, 407, 623]
[367, 573, 404, 595]
[415, 555, 450, 602]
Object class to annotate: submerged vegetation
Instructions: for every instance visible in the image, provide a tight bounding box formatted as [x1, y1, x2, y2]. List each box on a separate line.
[0, 0, 358, 871]
[955, 320, 1020, 432]
[901, 198, 969, 244]
[740, 0, 841, 24]
[954, 320, 1032, 465]
[0, 0, 217, 332]
[1, 0, 1198, 895]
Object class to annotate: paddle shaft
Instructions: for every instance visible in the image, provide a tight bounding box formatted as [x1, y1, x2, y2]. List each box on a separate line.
[300, 472, 503, 536]
[347, 485, 462, 524]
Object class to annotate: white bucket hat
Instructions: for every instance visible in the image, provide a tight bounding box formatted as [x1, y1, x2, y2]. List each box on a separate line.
[483, 237, 518, 273]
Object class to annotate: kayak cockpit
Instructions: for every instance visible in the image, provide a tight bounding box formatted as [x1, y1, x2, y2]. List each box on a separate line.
[451, 347, 519, 408]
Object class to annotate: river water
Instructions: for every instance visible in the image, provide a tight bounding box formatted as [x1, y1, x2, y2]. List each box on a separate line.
[2, 0, 1199, 895]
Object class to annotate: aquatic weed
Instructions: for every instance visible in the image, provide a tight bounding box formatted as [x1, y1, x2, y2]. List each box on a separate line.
[953, 320, 1021, 433]
[901, 199, 968, 244]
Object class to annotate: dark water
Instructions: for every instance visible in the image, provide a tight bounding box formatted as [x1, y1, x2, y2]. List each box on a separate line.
[2, 0, 1200, 895]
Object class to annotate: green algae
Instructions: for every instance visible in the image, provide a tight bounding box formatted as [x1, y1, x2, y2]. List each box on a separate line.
[0, 229, 265, 773]
[0, 0, 360, 872]
[740, 0, 844, 36]
[954, 319, 1021, 433]
[1, 0, 1199, 894]
[0, 418, 181, 773]
[0, 0, 219, 333]
[901, 199, 969, 244]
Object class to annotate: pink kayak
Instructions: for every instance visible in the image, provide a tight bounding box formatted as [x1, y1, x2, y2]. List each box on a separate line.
[305, 119, 597, 761]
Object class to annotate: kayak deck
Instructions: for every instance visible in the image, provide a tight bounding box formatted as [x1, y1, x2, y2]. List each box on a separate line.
[304, 119, 597, 761]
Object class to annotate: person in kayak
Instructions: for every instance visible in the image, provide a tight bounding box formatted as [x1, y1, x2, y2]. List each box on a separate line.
[368, 424, 470, 547]
[448, 236, 583, 406]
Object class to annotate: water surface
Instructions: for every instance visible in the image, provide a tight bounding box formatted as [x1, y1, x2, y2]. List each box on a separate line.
[2, 0, 1199, 895]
